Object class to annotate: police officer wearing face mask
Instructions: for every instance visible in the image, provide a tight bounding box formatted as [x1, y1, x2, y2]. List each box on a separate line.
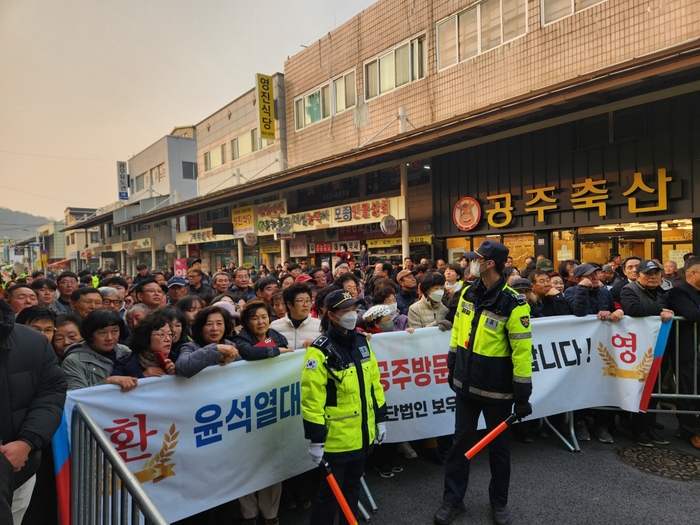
[434, 241, 533, 525]
[301, 290, 387, 525]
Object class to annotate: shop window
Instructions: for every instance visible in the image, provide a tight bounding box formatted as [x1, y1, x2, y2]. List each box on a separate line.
[502, 233, 534, 270]
[552, 230, 576, 271]
[446, 237, 471, 264]
[661, 220, 693, 267]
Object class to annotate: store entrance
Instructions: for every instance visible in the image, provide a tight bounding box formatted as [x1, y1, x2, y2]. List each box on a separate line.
[578, 232, 658, 264]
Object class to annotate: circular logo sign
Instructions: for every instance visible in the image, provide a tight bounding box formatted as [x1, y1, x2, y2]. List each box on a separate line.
[126, 248, 136, 256]
[164, 243, 176, 254]
[453, 197, 481, 232]
[380, 215, 398, 236]
[244, 233, 258, 246]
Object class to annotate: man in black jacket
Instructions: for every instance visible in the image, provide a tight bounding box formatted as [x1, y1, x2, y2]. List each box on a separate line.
[395, 269, 419, 316]
[619, 260, 674, 447]
[563, 263, 623, 444]
[665, 256, 700, 449]
[611, 256, 641, 304]
[0, 299, 66, 525]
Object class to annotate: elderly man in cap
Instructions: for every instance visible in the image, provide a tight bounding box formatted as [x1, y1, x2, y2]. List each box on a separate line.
[395, 268, 419, 316]
[166, 276, 189, 305]
[620, 260, 673, 447]
[563, 263, 622, 444]
[434, 241, 532, 525]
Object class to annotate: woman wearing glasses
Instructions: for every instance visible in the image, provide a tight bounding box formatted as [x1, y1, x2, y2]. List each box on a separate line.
[112, 314, 177, 379]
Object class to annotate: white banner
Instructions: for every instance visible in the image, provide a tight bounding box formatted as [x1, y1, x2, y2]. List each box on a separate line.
[63, 315, 666, 522]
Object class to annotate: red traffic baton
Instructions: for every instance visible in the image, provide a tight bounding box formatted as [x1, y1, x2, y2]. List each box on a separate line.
[465, 414, 518, 460]
[320, 460, 358, 525]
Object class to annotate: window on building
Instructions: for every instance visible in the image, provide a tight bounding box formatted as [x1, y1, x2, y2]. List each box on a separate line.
[365, 35, 426, 100]
[65, 235, 70, 245]
[333, 70, 356, 113]
[437, 0, 526, 70]
[542, 0, 605, 25]
[90, 232, 99, 244]
[182, 161, 198, 180]
[205, 207, 230, 222]
[134, 173, 146, 192]
[437, 19, 457, 70]
[231, 128, 272, 159]
[150, 163, 166, 184]
[204, 143, 226, 171]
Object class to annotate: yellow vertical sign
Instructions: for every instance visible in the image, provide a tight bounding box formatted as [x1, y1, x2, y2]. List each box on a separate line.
[256, 74, 276, 141]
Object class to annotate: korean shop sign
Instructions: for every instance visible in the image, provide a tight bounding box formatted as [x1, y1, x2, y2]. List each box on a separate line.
[232, 206, 255, 239]
[461, 169, 671, 229]
[255, 74, 275, 141]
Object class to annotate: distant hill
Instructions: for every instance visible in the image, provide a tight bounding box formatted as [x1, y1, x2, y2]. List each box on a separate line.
[0, 207, 54, 241]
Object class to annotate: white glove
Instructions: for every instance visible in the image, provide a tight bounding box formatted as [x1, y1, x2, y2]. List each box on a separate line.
[375, 422, 387, 444]
[309, 442, 324, 464]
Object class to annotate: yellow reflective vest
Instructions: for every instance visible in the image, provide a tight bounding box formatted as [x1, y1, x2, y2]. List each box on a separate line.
[301, 330, 386, 456]
[449, 276, 532, 402]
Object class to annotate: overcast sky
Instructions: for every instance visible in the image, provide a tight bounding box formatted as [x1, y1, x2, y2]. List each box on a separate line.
[0, 0, 375, 221]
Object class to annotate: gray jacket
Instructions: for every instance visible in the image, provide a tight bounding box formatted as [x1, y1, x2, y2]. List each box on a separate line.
[175, 339, 240, 378]
[61, 341, 131, 391]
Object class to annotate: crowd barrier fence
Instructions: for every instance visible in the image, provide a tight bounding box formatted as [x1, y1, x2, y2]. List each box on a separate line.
[71, 402, 168, 525]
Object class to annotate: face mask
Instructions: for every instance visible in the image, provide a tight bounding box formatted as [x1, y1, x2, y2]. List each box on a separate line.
[386, 303, 397, 315]
[379, 321, 395, 332]
[429, 290, 445, 302]
[335, 311, 357, 330]
[469, 260, 482, 278]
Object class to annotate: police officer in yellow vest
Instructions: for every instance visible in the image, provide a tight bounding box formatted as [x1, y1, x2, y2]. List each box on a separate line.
[301, 289, 387, 525]
[434, 241, 532, 525]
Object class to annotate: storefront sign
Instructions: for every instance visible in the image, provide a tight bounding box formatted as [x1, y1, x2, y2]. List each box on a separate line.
[258, 197, 404, 236]
[453, 197, 481, 231]
[557, 245, 573, 261]
[244, 233, 258, 247]
[232, 206, 255, 239]
[259, 239, 281, 253]
[104, 239, 152, 252]
[255, 74, 276, 141]
[117, 161, 128, 200]
[165, 243, 176, 254]
[309, 242, 333, 254]
[289, 235, 308, 257]
[176, 228, 233, 245]
[366, 236, 431, 248]
[478, 169, 671, 228]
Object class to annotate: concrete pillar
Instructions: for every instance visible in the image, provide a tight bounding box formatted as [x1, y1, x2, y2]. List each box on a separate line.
[237, 238, 244, 267]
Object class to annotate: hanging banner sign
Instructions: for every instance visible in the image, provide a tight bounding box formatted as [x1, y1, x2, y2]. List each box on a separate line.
[256, 74, 276, 141]
[60, 316, 669, 523]
[232, 206, 256, 239]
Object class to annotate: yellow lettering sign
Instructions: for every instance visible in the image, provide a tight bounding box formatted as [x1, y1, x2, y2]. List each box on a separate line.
[485, 193, 513, 228]
[570, 178, 609, 217]
[524, 186, 558, 222]
[622, 169, 671, 213]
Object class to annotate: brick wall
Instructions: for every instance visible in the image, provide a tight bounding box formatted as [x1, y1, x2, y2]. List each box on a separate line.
[284, 0, 700, 167]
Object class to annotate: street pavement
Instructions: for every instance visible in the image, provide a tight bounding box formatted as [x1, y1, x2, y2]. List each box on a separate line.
[176, 412, 699, 525]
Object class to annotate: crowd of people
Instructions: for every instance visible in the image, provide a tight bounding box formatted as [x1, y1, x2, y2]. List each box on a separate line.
[2, 244, 700, 525]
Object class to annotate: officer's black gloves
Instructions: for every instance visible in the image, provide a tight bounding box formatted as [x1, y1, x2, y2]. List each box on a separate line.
[514, 401, 532, 421]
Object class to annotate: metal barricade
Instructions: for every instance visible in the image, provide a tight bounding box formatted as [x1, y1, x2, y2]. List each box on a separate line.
[71, 402, 169, 525]
[648, 317, 700, 416]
